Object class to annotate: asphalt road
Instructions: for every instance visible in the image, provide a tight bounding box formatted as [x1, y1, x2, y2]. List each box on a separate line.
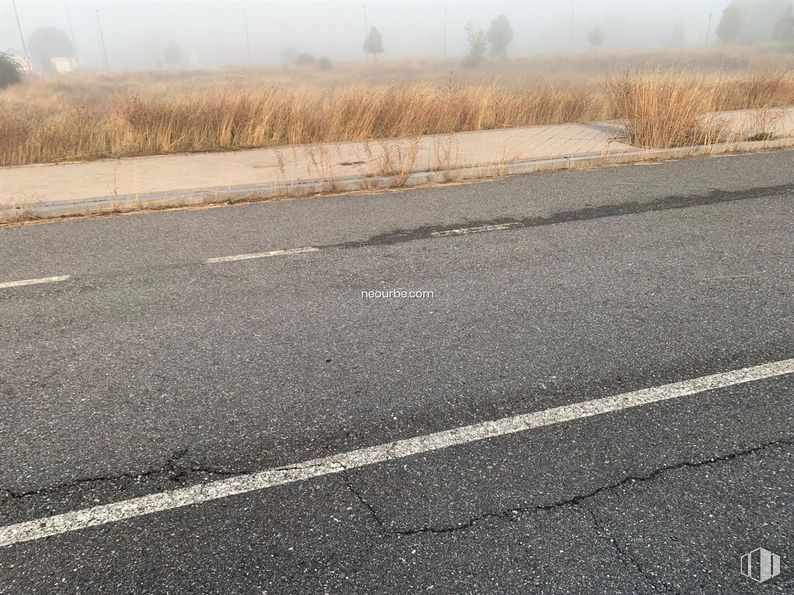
[1, 151, 793, 593]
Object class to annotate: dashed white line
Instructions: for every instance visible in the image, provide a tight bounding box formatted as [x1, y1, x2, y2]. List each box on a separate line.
[0, 357, 792, 548]
[431, 223, 520, 237]
[0, 275, 71, 290]
[206, 246, 320, 264]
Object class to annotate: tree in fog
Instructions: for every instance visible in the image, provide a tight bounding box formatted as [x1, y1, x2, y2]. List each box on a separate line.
[487, 15, 513, 57]
[716, 1, 743, 43]
[295, 53, 316, 65]
[163, 41, 183, 68]
[464, 22, 488, 66]
[774, 3, 794, 41]
[363, 27, 384, 59]
[27, 27, 73, 74]
[0, 52, 22, 89]
[280, 47, 298, 65]
[667, 20, 686, 48]
[587, 25, 605, 48]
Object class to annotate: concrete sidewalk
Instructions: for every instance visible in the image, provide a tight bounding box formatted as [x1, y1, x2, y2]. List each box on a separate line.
[1, 107, 792, 221]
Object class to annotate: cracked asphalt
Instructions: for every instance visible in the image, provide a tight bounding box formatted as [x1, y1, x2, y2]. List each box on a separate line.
[1, 151, 793, 592]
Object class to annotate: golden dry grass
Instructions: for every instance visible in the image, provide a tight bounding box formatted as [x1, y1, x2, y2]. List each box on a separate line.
[0, 82, 606, 165]
[1, 48, 793, 165]
[607, 70, 794, 147]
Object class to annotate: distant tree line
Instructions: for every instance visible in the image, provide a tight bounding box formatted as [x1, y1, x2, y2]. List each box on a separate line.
[463, 14, 514, 67]
[462, 14, 606, 67]
[9, 1, 792, 80]
[717, 0, 794, 43]
[279, 47, 333, 71]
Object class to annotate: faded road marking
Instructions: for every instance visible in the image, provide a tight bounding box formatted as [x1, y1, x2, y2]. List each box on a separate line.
[431, 223, 520, 237]
[206, 247, 319, 264]
[0, 275, 71, 290]
[1, 358, 792, 548]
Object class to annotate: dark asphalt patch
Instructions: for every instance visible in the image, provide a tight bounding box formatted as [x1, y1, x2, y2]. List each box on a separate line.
[335, 183, 793, 249]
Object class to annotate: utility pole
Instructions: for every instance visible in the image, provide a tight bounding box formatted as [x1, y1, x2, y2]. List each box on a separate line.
[443, 6, 448, 61]
[362, 2, 368, 62]
[64, 0, 79, 65]
[11, 0, 31, 70]
[243, 11, 252, 63]
[568, 0, 575, 53]
[96, 8, 110, 70]
[704, 12, 713, 47]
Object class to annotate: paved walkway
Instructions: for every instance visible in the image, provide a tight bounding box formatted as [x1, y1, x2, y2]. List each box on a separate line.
[1, 107, 792, 219]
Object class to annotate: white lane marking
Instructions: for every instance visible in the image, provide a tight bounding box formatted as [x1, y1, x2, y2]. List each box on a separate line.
[431, 223, 520, 237]
[1, 358, 792, 548]
[0, 275, 71, 290]
[206, 247, 319, 264]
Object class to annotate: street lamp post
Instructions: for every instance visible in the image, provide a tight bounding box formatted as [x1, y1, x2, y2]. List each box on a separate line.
[64, 0, 80, 64]
[11, 0, 31, 70]
[705, 12, 713, 48]
[444, 7, 448, 61]
[243, 11, 252, 63]
[96, 8, 110, 70]
[362, 2, 368, 62]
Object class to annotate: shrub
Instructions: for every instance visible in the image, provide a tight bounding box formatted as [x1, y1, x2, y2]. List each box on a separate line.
[0, 53, 22, 90]
[295, 53, 316, 66]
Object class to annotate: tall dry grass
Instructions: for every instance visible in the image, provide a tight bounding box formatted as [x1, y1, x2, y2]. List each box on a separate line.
[0, 82, 605, 165]
[1, 51, 793, 165]
[607, 71, 794, 147]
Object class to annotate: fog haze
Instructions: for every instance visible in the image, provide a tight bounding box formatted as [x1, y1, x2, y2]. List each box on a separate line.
[0, 1, 778, 71]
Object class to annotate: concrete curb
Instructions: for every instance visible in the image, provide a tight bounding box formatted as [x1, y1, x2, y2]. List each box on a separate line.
[2, 137, 793, 223]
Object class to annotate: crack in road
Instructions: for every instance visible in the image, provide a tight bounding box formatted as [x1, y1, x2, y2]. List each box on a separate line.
[0, 448, 226, 503]
[584, 504, 669, 593]
[341, 467, 389, 534]
[0, 453, 344, 506]
[2, 434, 792, 554]
[339, 436, 794, 538]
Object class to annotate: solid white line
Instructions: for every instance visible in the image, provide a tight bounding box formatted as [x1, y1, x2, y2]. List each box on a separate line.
[0, 275, 71, 290]
[206, 247, 319, 264]
[1, 358, 792, 548]
[431, 223, 520, 237]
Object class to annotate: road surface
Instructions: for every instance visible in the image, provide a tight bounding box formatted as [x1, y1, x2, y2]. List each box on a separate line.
[1, 151, 792, 592]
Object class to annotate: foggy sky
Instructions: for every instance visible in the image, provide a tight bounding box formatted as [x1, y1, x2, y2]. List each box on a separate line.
[0, 1, 754, 71]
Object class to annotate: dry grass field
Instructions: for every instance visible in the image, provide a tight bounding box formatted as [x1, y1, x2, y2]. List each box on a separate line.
[1, 47, 793, 166]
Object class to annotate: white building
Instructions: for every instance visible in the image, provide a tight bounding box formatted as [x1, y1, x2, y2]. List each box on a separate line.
[51, 57, 74, 74]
